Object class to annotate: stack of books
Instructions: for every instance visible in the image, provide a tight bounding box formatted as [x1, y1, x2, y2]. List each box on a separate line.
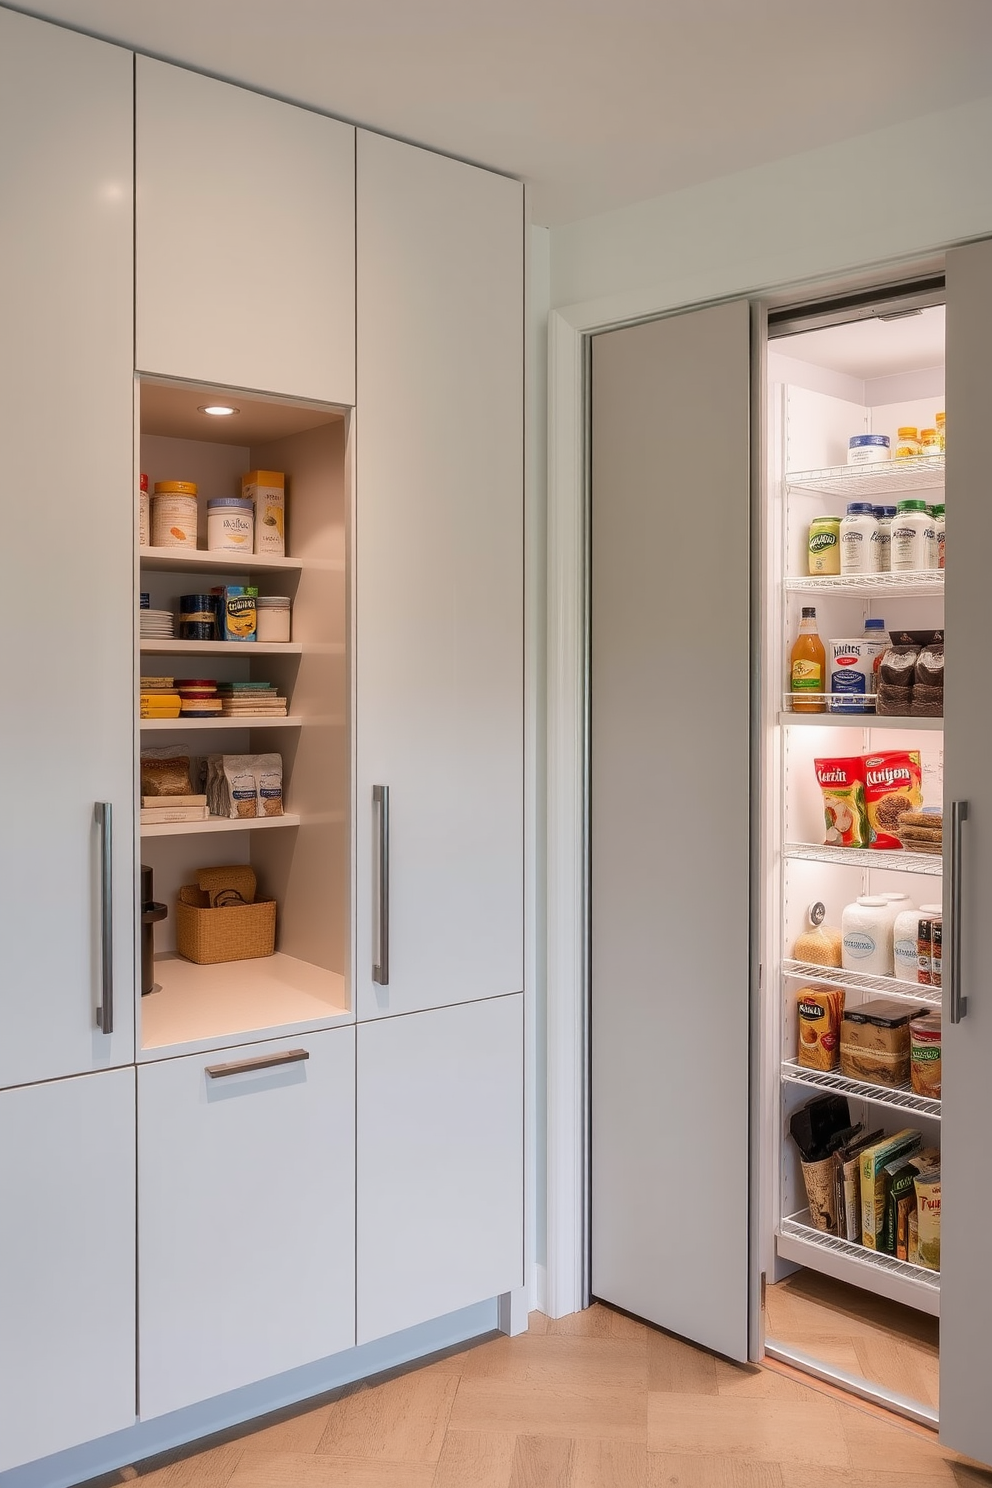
[218, 681, 289, 718]
[140, 677, 181, 719]
[140, 795, 210, 826]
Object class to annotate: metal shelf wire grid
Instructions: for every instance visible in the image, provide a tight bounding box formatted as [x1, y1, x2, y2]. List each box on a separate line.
[784, 570, 944, 597]
[779, 1211, 940, 1293]
[784, 842, 942, 876]
[782, 959, 942, 1008]
[781, 1059, 941, 1120]
[786, 456, 944, 499]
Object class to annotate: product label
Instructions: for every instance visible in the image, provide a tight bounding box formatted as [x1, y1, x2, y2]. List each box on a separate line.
[792, 660, 822, 692]
[809, 531, 838, 554]
[912, 1045, 941, 1062]
[844, 931, 877, 959]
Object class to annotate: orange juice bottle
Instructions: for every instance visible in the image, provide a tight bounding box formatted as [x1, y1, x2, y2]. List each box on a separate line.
[791, 606, 826, 713]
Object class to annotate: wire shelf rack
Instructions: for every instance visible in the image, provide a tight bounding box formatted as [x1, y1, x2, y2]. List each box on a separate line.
[782, 959, 942, 1008]
[784, 842, 943, 876]
[786, 456, 944, 499]
[780, 693, 943, 727]
[779, 1211, 940, 1294]
[781, 1059, 941, 1120]
[784, 570, 944, 598]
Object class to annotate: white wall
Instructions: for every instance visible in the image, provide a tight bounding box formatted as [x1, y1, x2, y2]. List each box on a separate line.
[550, 92, 992, 319]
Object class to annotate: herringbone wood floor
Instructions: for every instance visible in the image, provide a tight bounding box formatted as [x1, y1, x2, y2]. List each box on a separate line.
[104, 1305, 992, 1488]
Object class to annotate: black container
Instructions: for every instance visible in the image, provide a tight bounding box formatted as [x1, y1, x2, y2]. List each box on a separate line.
[140, 864, 168, 996]
[179, 593, 219, 641]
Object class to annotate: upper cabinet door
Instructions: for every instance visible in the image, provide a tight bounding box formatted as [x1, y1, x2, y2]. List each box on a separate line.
[355, 132, 524, 1021]
[136, 58, 355, 403]
[0, 8, 135, 1087]
[939, 240, 992, 1467]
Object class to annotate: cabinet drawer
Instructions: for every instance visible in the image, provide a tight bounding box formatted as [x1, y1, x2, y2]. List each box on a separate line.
[357, 995, 524, 1344]
[138, 1027, 355, 1419]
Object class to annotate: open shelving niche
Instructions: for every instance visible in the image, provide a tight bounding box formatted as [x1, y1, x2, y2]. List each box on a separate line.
[767, 355, 946, 1319]
[135, 377, 352, 1059]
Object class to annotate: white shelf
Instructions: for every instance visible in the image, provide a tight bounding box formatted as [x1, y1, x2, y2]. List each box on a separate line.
[777, 1211, 939, 1317]
[781, 1060, 940, 1121]
[141, 812, 302, 838]
[779, 709, 943, 731]
[782, 959, 942, 1008]
[784, 842, 942, 876]
[786, 456, 944, 499]
[140, 639, 304, 656]
[784, 570, 943, 598]
[140, 952, 351, 1059]
[140, 716, 302, 732]
[139, 546, 304, 575]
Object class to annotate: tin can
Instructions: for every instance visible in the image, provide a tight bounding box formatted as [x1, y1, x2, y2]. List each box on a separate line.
[179, 594, 218, 641]
[808, 516, 841, 575]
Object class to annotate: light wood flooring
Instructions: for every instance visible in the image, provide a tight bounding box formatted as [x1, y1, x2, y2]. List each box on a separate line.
[765, 1269, 940, 1411]
[99, 1305, 992, 1488]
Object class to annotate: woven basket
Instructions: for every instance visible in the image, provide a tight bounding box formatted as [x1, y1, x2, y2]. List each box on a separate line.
[175, 884, 276, 965]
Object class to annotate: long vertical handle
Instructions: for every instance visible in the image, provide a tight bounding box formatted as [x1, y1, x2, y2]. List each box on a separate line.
[373, 785, 390, 985]
[949, 799, 969, 1025]
[96, 801, 114, 1034]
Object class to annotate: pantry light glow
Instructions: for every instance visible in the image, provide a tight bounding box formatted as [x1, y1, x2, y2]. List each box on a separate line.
[198, 404, 240, 417]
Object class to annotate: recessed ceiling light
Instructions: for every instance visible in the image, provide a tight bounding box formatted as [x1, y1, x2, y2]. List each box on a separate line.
[198, 404, 240, 417]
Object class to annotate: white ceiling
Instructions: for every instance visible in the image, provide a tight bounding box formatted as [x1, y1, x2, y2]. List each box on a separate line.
[17, 0, 992, 225]
[780, 307, 946, 380]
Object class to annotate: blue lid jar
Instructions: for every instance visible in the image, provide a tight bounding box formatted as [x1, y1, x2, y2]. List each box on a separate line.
[846, 502, 876, 515]
[849, 434, 890, 449]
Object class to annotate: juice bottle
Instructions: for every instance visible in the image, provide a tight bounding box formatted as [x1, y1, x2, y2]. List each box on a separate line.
[791, 606, 826, 713]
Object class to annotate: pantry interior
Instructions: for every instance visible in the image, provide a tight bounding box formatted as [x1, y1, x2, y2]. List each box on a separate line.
[760, 287, 946, 1417]
[137, 378, 352, 1058]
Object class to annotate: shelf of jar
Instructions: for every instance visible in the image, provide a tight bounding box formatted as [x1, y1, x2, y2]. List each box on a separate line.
[784, 842, 942, 876]
[782, 959, 942, 1008]
[777, 1211, 939, 1317]
[140, 716, 303, 732]
[139, 546, 305, 575]
[779, 709, 943, 731]
[140, 639, 304, 656]
[141, 813, 303, 839]
[784, 571, 944, 598]
[781, 1060, 940, 1120]
[139, 952, 351, 1060]
[785, 456, 944, 499]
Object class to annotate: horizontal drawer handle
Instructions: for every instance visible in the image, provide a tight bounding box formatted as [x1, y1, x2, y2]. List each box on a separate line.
[205, 1048, 310, 1079]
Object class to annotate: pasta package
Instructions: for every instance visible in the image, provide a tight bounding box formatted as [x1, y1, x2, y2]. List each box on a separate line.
[864, 750, 923, 850]
[815, 757, 869, 847]
[796, 986, 845, 1071]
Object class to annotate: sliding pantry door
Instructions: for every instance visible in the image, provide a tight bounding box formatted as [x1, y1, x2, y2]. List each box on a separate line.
[590, 301, 752, 1361]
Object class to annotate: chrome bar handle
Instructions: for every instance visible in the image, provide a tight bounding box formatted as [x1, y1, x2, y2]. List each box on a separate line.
[96, 802, 114, 1035]
[206, 1049, 309, 1079]
[373, 784, 390, 985]
[949, 799, 969, 1025]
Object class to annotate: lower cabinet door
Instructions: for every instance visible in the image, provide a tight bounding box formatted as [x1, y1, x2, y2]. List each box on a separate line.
[356, 995, 524, 1345]
[0, 1068, 136, 1472]
[138, 1028, 355, 1419]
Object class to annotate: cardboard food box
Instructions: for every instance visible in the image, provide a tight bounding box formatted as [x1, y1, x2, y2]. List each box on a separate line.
[840, 999, 933, 1087]
[860, 1129, 922, 1248]
[882, 1148, 940, 1256]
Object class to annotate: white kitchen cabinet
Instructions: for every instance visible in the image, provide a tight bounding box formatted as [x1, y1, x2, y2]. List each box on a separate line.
[0, 5, 135, 1088]
[0, 1069, 136, 1472]
[355, 130, 524, 1021]
[356, 994, 524, 1345]
[136, 57, 355, 403]
[138, 1027, 356, 1419]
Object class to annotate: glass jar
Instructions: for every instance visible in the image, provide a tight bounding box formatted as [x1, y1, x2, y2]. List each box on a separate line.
[894, 426, 920, 459]
[256, 595, 292, 643]
[808, 515, 841, 575]
[920, 428, 941, 457]
[840, 502, 879, 575]
[935, 411, 945, 450]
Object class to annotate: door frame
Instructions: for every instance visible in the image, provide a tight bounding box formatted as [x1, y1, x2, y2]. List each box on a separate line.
[543, 251, 951, 1335]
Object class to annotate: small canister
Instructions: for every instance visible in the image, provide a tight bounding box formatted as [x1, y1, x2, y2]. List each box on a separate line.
[256, 595, 292, 643]
[808, 516, 841, 576]
[138, 473, 150, 547]
[848, 434, 890, 466]
[910, 1012, 941, 1098]
[152, 481, 198, 550]
[179, 594, 219, 641]
[207, 497, 254, 554]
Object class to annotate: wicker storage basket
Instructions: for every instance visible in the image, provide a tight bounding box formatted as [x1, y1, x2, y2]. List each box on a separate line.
[175, 884, 276, 965]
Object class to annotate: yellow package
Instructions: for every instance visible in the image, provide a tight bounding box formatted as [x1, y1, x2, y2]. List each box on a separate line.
[796, 987, 845, 1071]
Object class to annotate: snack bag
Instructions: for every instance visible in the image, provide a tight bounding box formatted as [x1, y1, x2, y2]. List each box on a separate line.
[814, 757, 869, 847]
[796, 987, 845, 1071]
[864, 750, 923, 850]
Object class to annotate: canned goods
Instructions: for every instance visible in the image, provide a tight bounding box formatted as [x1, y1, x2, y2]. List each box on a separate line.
[179, 594, 218, 641]
[808, 516, 841, 575]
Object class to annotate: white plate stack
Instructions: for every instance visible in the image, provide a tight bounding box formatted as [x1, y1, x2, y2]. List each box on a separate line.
[140, 608, 175, 639]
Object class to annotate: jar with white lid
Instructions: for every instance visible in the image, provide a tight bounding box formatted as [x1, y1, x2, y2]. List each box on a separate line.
[841, 896, 895, 976]
[893, 906, 922, 981]
[256, 595, 292, 643]
[840, 503, 879, 575]
[207, 497, 254, 554]
[891, 499, 936, 571]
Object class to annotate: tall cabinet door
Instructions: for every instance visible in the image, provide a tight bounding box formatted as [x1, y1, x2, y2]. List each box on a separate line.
[355, 131, 524, 1021]
[136, 57, 355, 403]
[0, 7, 135, 1087]
[939, 240, 992, 1466]
[590, 303, 752, 1362]
[0, 1069, 136, 1472]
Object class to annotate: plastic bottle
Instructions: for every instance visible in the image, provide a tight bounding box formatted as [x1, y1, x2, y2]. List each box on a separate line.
[873, 506, 895, 571]
[840, 503, 880, 575]
[932, 504, 945, 569]
[790, 606, 826, 714]
[891, 499, 936, 571]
